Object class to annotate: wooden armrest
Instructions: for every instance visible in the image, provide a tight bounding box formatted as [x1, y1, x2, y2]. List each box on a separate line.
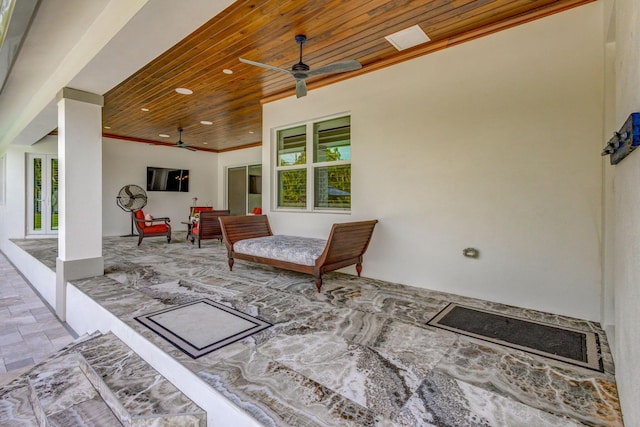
[134, 216, 171, 224]
[151, 217, 171, 222]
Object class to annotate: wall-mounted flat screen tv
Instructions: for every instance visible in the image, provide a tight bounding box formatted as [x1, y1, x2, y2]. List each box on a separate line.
[147, 167, 189, 192]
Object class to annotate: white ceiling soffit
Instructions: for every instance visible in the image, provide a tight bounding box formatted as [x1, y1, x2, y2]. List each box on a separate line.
[1, 0, 235, 147]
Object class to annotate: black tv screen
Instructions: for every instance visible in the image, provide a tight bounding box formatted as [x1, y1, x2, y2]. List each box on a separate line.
[147, 167, 189, 192]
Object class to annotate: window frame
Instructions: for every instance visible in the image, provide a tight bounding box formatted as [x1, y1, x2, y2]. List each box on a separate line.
[273, 113, 352, 213]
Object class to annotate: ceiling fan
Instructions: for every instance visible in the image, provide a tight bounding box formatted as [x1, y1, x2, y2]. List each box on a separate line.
[174, 127, 196, 151]
[240, 34, 362, 98]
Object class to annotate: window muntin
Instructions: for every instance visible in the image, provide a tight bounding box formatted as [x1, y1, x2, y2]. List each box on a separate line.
[275, 115, 351, 211]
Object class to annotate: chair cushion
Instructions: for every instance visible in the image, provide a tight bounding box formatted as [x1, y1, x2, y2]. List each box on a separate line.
[191, 206, 212, 217]
[144, 224, 168, 233]
[135, 210, 145, 220]
[192, 223, 199, 235]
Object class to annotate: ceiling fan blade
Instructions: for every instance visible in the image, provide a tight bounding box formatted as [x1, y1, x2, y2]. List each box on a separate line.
[240, 58, 293, 75]
[307, 60, 362, 77]
[295, 79, 307, 98]
[176, 143, 196, 151]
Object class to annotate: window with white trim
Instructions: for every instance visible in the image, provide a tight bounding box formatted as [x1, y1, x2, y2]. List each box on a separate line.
[275, 115, 351, 211]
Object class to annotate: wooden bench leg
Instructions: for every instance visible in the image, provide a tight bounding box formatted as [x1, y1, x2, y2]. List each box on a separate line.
[228, 256, 234, 271]
[314, 276, 322, 293]
[356, 262, 362, 277]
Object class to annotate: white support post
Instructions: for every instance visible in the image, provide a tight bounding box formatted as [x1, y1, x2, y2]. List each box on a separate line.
[55, 87, 104, 321]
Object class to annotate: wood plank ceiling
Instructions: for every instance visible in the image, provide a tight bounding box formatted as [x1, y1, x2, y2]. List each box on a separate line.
[102, 0, 592, 152]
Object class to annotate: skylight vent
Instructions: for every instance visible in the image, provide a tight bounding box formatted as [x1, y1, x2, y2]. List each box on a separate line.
[385, 25, 431, 51]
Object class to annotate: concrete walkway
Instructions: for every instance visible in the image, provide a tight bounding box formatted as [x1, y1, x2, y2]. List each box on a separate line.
[0, 251, 75, 385]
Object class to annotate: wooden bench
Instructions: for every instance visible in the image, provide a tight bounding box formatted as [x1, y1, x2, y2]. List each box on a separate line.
[218, 215, 378, 292]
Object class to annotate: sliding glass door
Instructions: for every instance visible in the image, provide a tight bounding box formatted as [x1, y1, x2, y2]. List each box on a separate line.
[227, 164, 262, 216]
[27, 154, 58, 235]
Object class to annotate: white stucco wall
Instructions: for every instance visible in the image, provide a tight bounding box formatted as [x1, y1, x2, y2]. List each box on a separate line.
[610, 0, 640, 423]
[0, 136, 58, 247]
[102, 137, 218, 236]
[262, 4, 604, 321]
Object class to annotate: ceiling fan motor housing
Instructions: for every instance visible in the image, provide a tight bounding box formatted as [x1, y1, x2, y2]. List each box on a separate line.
[292, 34, 310, 76]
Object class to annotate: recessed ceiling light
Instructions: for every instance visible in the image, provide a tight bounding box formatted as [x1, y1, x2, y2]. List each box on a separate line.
[141, 107, 150, 112]
[175, 87, 193, 95]
[385, 25, 430, 51]
[222, 69, 233, 75]
[203, 142, 208, 145]
[159, 134, 170, 138]
[200, 120, 213, 125]
[249, 131, 255, 134]
[103, 126, 111, 129]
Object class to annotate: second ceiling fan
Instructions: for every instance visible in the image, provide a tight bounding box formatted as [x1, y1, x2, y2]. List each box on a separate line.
[173, 127, 196, 151]
[240, 34, 362, 98]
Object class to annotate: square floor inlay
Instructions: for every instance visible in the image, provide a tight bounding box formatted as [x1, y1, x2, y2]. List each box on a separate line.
[135, 298, 272, 358]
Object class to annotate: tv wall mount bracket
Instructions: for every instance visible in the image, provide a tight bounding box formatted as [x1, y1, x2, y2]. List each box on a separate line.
[601, 112, 640, 165]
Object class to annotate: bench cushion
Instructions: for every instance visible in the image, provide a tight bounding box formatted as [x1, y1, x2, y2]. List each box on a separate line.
[233, 235, 327, 266]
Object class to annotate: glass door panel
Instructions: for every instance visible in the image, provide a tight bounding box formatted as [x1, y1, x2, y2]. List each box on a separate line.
[227, 166, 247, 216]
[50, 158, 58, 231]
[32, 156, 43, 231]
[248, 164, 262, 213]
[227, 164, 262, 215]
[27, 154, 58, 235]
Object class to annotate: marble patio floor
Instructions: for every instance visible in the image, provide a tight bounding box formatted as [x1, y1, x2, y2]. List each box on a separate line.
[8, 235, 623, 426]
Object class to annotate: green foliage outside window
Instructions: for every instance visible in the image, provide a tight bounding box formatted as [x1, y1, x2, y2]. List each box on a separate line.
[278, 169, 306, 207]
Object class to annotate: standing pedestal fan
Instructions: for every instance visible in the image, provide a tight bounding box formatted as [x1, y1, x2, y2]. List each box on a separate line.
[116, 185, 148, 236]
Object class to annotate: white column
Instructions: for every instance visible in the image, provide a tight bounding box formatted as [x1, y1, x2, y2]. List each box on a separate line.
[56, 87, 104, 320]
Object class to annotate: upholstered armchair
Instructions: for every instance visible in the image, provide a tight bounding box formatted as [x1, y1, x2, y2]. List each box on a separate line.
[132, 209, 171, 246]
[190, 210, 230, 248]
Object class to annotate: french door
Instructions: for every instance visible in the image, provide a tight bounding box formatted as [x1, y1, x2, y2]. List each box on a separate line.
[27, 154, 58, 235]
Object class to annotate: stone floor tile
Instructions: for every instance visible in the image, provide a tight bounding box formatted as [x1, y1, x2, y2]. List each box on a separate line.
[0, 332, 23, 346]
[44, 327, 71, 340]
[5, 358, 34, 371]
